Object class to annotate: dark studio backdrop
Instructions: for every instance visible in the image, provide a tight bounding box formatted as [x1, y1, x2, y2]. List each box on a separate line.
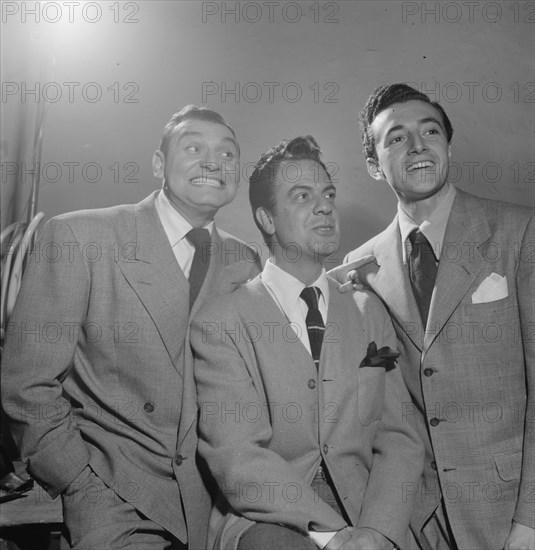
[2, 0, 534, 266]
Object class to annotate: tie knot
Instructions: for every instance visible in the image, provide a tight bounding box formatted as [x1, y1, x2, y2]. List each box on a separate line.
[186, 227, 211, 250]
[409, 228, 427, 246]
[300, 286, 321, 310]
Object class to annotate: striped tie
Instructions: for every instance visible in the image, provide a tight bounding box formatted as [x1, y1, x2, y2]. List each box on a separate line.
[300, 286, 325, 368]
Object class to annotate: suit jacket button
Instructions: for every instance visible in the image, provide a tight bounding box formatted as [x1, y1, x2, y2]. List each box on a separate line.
[431, 461, 437, 470]
[423, 368, 433, 377]
[430, 417, 440, 427]
[174, 454, 185, 466]
[308, 379, 316, 389]
[322, 444, 329, 454]
[144, 401, 155, 413]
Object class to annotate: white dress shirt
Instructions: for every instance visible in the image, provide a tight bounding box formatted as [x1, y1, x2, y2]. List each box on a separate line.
[261, 259, 329, 356]
[398, 182, 456, 265]
[154, 189, 214, 277]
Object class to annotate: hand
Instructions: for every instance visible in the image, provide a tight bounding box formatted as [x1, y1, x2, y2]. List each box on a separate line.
[327, 255, 376, 293]
[504, 522, 535, 549]
[339, 527, 394, 550]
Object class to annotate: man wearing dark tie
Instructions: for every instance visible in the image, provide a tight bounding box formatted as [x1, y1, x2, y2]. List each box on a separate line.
[334, 84, 534, 550]
[191, 135, 423, 549]
[1, 105, 261, 549]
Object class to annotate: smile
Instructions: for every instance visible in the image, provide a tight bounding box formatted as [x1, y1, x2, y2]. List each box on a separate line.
[190, 177, 224, 188]
[406, 161, 435, 171]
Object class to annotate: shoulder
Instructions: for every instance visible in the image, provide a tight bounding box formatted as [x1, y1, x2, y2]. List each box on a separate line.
[456, 189, 533, 228]
[194, 275, 264, 322]
[39, 196, 153, 240]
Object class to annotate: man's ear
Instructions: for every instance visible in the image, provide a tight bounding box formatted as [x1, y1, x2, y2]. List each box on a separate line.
[366, 158, 384, 181]
[152, 150, 165, 178]
[255, 207, 275, 236]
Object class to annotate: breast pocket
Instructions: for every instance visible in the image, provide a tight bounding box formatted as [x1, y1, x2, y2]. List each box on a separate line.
[357, 367, 386, 426]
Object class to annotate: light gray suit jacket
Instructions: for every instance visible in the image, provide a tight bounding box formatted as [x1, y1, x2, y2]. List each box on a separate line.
[191, 275, 424, 549]
[1, 191, 261, 548]
[346, 189, 534, 549]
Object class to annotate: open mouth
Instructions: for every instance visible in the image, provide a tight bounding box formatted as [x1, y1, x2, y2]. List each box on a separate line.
[190, 177, 224, 188]
[406, 160, 435, 172]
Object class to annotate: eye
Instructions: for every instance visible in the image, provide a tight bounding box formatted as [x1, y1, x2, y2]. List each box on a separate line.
[219, 150, 235, 159]
[325, 191, 336, 200]
[389, 135, 404, 145]
[185, 145, 200, 153]
[296, 192, 309, 201]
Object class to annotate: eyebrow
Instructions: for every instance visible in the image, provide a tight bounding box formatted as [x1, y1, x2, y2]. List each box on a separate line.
[178, 131, 238, 148]
[384, 117, 443, 140]
[287, 183, 336, 195]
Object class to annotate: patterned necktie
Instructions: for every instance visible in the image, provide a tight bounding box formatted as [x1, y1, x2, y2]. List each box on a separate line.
[300, 286, 325, 368]
[408, 229, 438, 328]
[186, 228, 211, 310]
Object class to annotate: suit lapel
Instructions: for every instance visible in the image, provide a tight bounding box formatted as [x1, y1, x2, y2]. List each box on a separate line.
[368, 218, 424, 350]
[423, 191, 490, 355]
[114, 192, 189, 375]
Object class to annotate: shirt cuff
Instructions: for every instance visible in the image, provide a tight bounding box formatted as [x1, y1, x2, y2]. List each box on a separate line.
[308, 531, 338, 548]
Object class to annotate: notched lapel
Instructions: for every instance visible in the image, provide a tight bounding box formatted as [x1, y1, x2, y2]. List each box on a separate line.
[369, 220, 424, 350]
[115, 198, 189, 374]
[424, 193, 490, 352]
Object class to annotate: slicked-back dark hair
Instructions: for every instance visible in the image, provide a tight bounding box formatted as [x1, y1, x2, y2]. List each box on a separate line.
[360, 84, 453, 160]
[158, 104, 238, 156]
[249, 135, 328, 244]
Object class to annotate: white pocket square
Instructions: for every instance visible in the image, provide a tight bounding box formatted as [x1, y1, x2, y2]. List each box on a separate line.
[471, 273, 508, 304]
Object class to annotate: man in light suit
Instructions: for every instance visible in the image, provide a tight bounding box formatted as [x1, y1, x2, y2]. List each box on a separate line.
[191, 136, 424, 549]
[335, 84, 534, 549]
[1, 105, 261, 549]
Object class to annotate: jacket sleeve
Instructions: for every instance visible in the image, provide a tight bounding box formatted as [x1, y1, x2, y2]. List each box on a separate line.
[356, 299, 425, 547]
[1, 218, 91, 496]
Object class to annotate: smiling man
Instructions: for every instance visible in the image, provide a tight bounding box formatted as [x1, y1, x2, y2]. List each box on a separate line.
[1, 105, 261, 549]
[191, 136, 423, 550]
[336, 84, 534, 550]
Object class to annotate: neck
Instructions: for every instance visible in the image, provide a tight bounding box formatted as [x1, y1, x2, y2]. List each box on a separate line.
[398, 182, 450, 225]
[164, 187, 214, 228]
[270, 255, 324, 286]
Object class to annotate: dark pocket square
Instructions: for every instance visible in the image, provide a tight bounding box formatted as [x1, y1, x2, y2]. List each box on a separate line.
[360, 341, 399, 371]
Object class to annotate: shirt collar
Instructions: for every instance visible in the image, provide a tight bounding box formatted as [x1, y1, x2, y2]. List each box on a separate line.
[155, 189, 214, 247]
[398, 183, 456, 263]
[262, 259, 329, 318]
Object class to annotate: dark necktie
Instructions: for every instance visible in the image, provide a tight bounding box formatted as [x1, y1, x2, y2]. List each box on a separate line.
[300, 286, 325, 368]
[186, 227, 211, 310]
[408, 229, 438, 328]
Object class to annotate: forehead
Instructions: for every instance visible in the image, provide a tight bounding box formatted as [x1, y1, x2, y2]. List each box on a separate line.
[274, 159, 329, 189]
[371, 100, 445, 137]
[170, 119, 237, 146]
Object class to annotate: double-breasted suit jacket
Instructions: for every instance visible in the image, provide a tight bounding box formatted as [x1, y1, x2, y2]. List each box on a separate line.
[1, 191, 261, 548]
[191, 275, 424, 549]
[346, 189, 534, 549]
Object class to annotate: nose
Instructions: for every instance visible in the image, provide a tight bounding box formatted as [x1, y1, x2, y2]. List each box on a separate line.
[314, 195, 333, 215]
[408, 133, 428, 155]
[200, 149, 219, 173]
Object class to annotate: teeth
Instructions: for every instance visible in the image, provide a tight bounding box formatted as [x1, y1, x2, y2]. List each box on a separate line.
[407, 161, 434, 171]
[191, 177, 222, 187]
